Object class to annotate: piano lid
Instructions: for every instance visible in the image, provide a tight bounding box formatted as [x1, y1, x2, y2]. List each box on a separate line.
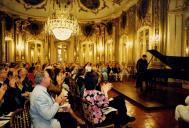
[148, 50, 189, 70]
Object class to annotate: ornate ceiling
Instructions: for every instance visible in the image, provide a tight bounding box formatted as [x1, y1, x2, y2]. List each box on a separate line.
[0, 0, 138, 22]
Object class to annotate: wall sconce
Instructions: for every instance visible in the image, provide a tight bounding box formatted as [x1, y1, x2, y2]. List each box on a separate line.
[31, 50, 34, 62]
[16, 43, 24, 60]
[89, 51, 92, 56]
[16, 43, 24, 51]
[154, 35, 160, 50]
[124, 43, 127, 48]
[98, 45, 104, 52]
[107, 39, 113, 44]
[125, 41, 133, 48]
[186, 47, 189, 56]
[74, 51, 76, 56]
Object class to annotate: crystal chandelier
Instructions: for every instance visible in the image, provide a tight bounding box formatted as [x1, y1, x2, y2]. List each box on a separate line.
[46, 0, 79, 40]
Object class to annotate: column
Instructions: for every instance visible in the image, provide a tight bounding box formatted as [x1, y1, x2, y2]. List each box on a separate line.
[0, 16, 6, 63]
[114, 18, 120, 63]
[50, 36, 56, 64]
[0, 16, 3, 63]
[160, 0, 168, 54]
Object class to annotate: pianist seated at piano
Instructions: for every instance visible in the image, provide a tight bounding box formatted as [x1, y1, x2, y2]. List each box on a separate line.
[175, 96, 189, 123]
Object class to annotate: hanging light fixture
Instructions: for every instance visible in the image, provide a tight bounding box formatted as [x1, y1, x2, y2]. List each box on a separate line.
[46, 0, 79, 40]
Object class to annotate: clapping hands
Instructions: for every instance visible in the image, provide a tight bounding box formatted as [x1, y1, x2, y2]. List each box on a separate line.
[101, 82, 112, 97]
[55, 93, 67, 105]
[0, 84, 7, 94]
[0, 84, 7, 101]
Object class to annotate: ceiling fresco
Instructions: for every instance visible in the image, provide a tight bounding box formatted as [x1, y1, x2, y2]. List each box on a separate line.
[15, 0, 47, 10]
[0, 0, 138, 22]
[80, 0, 100, 10]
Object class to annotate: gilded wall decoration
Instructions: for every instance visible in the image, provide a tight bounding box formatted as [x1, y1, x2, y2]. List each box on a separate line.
[186, 0, 189, 5]
[137, 0, 149, 20]
[26, 21, 44, 35]
[23, 0, 45, 6]
[186, 17, 189, 55]
[120, 12, 127, 30]
[5, 15, 13, 31]
[106, 21, 113, 35]
[112, 0, 123, 5]
[154, 0, 160, 35]
[77, 0, 108, 14]
[5, 31, 13, 40]
[136, 0, 152, 29]
[80, 0, 100, 10]
[81, 23, 95, 37]
[15, 0, 47, 10]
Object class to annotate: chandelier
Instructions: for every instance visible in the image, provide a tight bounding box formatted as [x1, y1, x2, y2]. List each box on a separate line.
[46, 0, 79, 40]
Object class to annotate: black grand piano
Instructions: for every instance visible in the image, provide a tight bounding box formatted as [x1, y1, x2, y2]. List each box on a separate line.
[141, 49, 189, 92]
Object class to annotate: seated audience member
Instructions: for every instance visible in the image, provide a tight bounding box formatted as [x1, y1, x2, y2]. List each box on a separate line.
[17, 68, 33, 94]
[112, 64, 121, 81]
[76, 68, 85, 97]
[30, 71, 66, 128]
[101, 64, 108, 82]
[83, 72, 135, 127]
[3, 71, 13, 87]
[2, 77, 25, 114]
[119, 65, 130, 82]
[175, 96, 189, 123]
[48, 68, 85, 127]
[27, 66, 35, 86]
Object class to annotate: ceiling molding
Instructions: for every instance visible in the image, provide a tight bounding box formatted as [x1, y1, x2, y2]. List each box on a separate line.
[0, 0, 138, 22]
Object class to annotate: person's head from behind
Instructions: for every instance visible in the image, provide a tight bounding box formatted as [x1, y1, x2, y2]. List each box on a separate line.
[85, 72, 96, 90]
[35, 71, 51, 88]
[142, 54, 147, 60]
[7, 71, 13, 79]
[28, 67, 35, 74]
[77, 68, 85, 76]
[54, 68, 65, 86]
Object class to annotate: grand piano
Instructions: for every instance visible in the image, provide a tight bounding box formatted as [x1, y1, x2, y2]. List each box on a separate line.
[142, 49, 189, 91]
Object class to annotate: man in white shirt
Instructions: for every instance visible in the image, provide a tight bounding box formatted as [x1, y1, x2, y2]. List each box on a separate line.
[175, 96, 189, 123]
[30, 71, 66, 128]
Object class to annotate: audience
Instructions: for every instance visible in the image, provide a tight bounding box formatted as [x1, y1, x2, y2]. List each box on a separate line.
[83, 71, 135, 127]
[47, 68, 85, 127]
[0, 62, 136, 128]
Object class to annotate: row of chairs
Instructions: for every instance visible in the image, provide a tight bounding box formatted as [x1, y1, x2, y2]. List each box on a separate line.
[10, 99, 115, 128]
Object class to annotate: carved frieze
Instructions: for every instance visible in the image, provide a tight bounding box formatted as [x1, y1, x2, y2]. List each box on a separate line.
[15, 0, 47, 10]
[136, 0, 152, 30]
[77, 0, 108, 14]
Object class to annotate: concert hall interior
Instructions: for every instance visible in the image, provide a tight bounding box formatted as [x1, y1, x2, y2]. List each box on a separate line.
[0, 0, 189, 128]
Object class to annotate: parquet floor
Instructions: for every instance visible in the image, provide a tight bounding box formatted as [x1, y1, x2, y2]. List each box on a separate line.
[108, 82, 178, 128]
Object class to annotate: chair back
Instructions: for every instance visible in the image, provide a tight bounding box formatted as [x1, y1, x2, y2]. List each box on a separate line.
[81, 99, 93, 123]
[24, 100, 31, 127]
[10, 100, 31, 128]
